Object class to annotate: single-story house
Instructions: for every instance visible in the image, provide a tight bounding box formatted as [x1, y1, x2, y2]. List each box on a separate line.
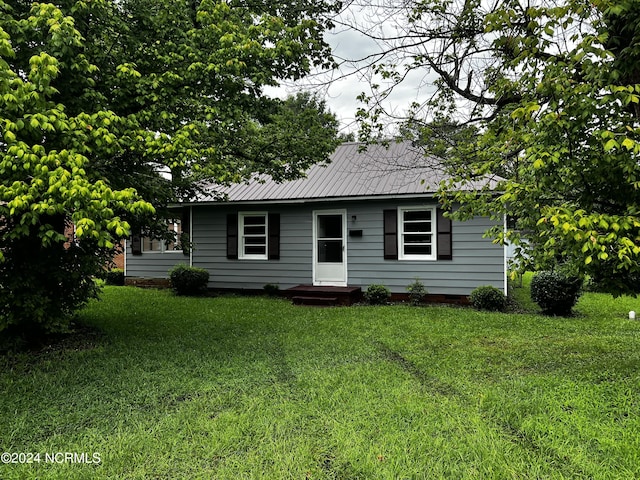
[124, 142, 506, 301]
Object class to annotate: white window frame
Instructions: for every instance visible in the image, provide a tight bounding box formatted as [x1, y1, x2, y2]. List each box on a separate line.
[398, 206, 437, 261]
[141, 220, 183, 254]
[239, 212, 268, 260]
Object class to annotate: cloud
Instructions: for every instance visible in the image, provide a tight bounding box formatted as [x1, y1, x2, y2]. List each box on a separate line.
[265, 3, 438, 135]
[264, 26, 377, 132]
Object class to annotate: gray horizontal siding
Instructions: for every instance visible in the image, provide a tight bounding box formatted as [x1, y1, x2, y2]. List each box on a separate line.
[192, 205, 313, 290]
[344, 201, 504, 295]
[125, 198, 505, 295]
[124, 248, 188, 279]
[187, 199, 504, 295]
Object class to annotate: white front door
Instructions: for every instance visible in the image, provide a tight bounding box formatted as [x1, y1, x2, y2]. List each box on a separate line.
[313, 210, 347, 286]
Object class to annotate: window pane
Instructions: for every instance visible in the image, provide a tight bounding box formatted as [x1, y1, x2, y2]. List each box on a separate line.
[318, 215, 342, 239]
[243, 216, 265, 226]
[405, 234, 432, 244]
[168, 220, 182, 234]
[167, 220, 182, 250]
[404, 210, 431, 222]
[143, 238, 161, 251]
[405, 244, 432, 255]
[244, 237, 266, 245]
[245, 245, 266, 255]
[244, 225, 265, 235]
[404, 221, 432, 233]
[317, 240, 343, 262]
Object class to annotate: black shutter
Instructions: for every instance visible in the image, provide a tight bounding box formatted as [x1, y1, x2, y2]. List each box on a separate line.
[130, 234, 142, 255]
[131, 227, 142, 255]
[437, 208, 452, 260]
[181, 207, 191, 235]
[268, 213, 280, 260]
[180, 208, 191, 256]
[226, 214, 238, 259]
[383, 209, 398, 260]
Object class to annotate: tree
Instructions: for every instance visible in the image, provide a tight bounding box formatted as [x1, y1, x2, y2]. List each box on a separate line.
[339, 0, 640, 295]
[0, 0, 342, 335]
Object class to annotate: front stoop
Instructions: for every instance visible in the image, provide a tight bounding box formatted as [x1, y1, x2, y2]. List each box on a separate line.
[285, 285, 362, 306]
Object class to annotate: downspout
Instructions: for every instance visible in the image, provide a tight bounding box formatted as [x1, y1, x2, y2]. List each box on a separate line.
[189, 205, 193, 268]
[123, 238, 127, 277]
[503, 213, 508, 296]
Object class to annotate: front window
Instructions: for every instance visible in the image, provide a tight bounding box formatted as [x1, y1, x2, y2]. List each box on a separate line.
[239, 212, 268, 259]
[398, 207, 436, 260]
[142, 219, 183, 253]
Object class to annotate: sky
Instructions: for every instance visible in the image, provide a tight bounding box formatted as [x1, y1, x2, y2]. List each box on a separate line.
[265, 6, 436, 136]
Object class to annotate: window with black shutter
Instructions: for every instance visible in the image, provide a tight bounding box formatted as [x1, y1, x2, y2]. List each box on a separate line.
[227, 212, 280, 260]
[383, 206, 452, 261]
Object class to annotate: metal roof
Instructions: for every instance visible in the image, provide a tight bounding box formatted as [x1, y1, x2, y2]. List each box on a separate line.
[195, 141, 498, 204]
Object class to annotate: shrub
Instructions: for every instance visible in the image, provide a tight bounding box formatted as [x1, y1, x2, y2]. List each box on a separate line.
[406, 279, 427, 306]
[586, 270, 640, 296]
[168, 265, 209, 296]
[530, 270, 583, 316]
[263, 283, 280, 296]
[105, 268, 125, 286]
[365, 284, 391, 305]
[469, 285, 507, 312]
[0, 227, 111, 337]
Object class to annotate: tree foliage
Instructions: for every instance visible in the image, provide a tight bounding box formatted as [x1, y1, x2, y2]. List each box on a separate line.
[0, 0, 342, 334]
[342, 0, 640, 295]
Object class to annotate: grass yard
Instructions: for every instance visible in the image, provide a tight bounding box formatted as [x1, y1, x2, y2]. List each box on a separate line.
[1, 285, 640, 479]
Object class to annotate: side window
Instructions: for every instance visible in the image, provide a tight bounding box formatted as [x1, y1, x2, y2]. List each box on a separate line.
[141, 219, 183, 253]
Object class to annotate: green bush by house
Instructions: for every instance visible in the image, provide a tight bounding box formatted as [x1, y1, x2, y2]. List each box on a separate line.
[469, 285, 507, 312]
[406, 279, 427, 306]
[104, 269, 125, 286]
[365, 284, 391, 305]
[168, 265, 210, 296]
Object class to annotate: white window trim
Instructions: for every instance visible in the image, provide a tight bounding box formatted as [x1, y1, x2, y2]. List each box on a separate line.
[238, 212, 268, 260]
[398, 206, 437, 261]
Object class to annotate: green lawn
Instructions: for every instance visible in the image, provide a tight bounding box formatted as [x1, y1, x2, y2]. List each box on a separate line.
[1, 286, 640, 479]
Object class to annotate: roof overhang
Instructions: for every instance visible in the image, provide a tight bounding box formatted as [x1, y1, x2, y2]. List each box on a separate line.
[173, 192, 440, 208]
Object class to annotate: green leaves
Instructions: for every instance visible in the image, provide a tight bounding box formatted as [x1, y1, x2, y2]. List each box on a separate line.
[1, 0, 341, 330]
[2, 0, 339, 249]
[426, 0, 640, 295]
